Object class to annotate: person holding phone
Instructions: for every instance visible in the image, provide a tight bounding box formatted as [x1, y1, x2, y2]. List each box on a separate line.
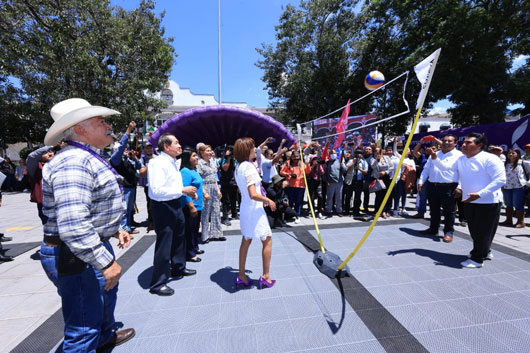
[280, 150, 310, 223]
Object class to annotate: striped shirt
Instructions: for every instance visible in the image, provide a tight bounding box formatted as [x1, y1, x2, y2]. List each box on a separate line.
[42, 142, 124, 270]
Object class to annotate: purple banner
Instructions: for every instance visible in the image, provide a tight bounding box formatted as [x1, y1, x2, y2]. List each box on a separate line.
[411, 115, 530, 152]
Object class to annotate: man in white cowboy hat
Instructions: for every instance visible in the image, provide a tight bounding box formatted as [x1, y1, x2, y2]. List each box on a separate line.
[41, 98, 135, 352]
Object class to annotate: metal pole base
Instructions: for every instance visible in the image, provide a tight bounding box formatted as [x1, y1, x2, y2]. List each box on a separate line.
[313, 250, 351, 279]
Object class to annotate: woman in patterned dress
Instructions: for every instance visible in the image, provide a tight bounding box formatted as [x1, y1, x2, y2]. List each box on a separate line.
[197, 145, 225, 242]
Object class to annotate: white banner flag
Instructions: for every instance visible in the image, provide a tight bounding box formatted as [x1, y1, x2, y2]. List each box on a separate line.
[414, 48, 441, 109]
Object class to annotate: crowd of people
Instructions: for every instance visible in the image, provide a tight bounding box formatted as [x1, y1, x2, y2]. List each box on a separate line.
[0, 97, 528, 352]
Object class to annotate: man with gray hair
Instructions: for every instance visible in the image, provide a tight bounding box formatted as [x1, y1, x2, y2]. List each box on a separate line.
[41, 98, 135, 352]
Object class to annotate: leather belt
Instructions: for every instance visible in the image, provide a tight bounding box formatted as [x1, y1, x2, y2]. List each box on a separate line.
[431, 182, 458, 186]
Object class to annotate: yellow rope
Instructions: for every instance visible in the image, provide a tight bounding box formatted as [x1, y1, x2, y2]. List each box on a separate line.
[337, 107, 424, 270]
[297, 142, 326, 253]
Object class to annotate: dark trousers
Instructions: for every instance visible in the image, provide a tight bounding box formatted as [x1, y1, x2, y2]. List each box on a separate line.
[221, 183, 238, 219]
[144, 186, 153, 227]
[307, 178, 323, 214]
[464, 203, 501, 263]
[37, 203, 48, 225]
[374, 175, 391, 213]
[150, 199, 186, 290]
[266, 206, 296, 227]
[362, 182, 371, 212]
[184, 208, 201, 260]
[352, 181, 363, 215]
[343, 182, 354, 214]
[427, 182, 457, 233]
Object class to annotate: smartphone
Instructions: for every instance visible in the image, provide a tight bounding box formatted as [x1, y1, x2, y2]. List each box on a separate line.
[269, 137, 276, 143]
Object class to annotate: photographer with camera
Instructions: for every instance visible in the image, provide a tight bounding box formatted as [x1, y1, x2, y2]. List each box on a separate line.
[265, 175, 296, 228]
[344, 149, 368, 216]
[220, 145, 238, 225]
[110, 121, 142, 235]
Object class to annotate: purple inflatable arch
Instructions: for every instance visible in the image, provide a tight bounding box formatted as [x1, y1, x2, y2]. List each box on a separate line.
[149, 105, 296, 150]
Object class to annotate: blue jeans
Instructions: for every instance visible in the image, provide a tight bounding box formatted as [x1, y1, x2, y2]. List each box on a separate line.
[393, 180, 407, 211]
[286, 187, 305, 217]
[417, 180, 429, 214]
[120, 187, 136, 232]
[41, 241, 118, 352]
[503, 187, 526, 211]
[40, 242, 60, 291]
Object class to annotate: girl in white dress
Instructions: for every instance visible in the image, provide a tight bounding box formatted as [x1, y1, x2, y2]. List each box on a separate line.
[233, 137, 277, 289]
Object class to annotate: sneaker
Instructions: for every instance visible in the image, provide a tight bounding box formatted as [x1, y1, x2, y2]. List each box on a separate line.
[294, 217, 300, 224]
[392, 210, 399, 217]
[460, 259, 483, 268]
[400, 210, 409, 217]
[318, 214, 326, 220]
[467, 251, 493, 260]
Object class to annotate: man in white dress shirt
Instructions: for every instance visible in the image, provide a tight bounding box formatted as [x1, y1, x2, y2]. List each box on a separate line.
[430, 132, 505, 268]
[148, 134, 197, 295]
[418, 134, 462, 242]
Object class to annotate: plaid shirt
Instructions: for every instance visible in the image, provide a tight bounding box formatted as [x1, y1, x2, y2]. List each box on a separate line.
[43, 143, 125, 270]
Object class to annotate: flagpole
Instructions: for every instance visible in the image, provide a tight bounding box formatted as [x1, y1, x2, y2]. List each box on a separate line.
[337, 49, 441, 271]
[217, 0, 222, 105]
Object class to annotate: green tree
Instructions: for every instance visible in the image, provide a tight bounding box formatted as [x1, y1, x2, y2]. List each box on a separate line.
[258, 0, 529, 132]
[0, 0, 174, 143]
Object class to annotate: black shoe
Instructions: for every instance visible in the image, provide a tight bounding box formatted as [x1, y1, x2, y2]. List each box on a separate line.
[173, 268, 197, 277]
[222, 219, 232, 226]
[232, 215, 239, 220]
[149, 285, 174, 296]
[187, 257, 202, 263]
[217, 236, 227, 241]
[196, 249, 205, 255]
[0, 235, 13, 242]
[0, 254, 14, 262]
[419, 228, 438, 235]
[337, 213, 344, 217]
[411, 213, 425, 219]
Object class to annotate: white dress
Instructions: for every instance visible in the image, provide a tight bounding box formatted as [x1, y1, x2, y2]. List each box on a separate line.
[235, 161, 272, 241]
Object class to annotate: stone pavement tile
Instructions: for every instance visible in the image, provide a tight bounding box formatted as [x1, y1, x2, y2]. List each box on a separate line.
[367, 285, 411, 307]
[220, 285, 253, 303]
[464, 275, 514, 295]
[305, 275, 340, 293]
[443, 277, 492, 297]
[290, 316, 338, 350]
[329, 311, 378, 344]
[386, 304, 442, 334]
[216, 325, 256, 353]
[376, 268, 416, 285]
[4, 291, 60, 319]
[0, 274, 53, 296]
[177, 329, 218, 353]
[474, 294, 530, 320]
[487, 272, 530, 291]
[282, 293, 323, 320]
[251, 297, 289, 324]
[447, 326, 517, 353]
[414, 332, 473, 353]
[421, 279, 468, 301]
[480, 321, 530, 353]
[127, 334, 179, 353]
[415, 301, 473, 329]
[349, 270, 388, 288]
[312, 290, 354, 316]
[255, 320, 299, 353]
[278, 277, 312, 296]
[114, 311, 153, 338]
[142, 307, 186, 338]
[446, 298, 503, 324]
[218, 300, 254, 328]
[393, 282, 439, 304]
[181, 303, 220, 333]
[334, 340, 387, 353]
[0, 316, 41, 352]
[188, 286, 223, 307]
[497, 291, 530, 314]
[511, 317, 530, 335]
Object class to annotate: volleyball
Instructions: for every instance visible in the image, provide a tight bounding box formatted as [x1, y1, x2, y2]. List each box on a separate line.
[364, 71, 385, 91]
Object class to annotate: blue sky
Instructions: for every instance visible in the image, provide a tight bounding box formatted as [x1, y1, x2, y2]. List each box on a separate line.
[111, 0, 299, 107]
[113, 1, 528, 113]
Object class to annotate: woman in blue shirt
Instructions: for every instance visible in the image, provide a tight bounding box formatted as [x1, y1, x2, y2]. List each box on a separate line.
[180, 148, 204, 262]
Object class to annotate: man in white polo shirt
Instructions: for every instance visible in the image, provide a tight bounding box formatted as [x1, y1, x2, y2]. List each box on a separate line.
[430, 132, 505, 268]
[418, 134, 462, 242]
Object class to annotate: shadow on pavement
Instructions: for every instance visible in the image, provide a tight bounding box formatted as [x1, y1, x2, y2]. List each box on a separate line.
[137, 266, 153, 289]
[399, 227, 442, 242]
[210, 266, 253, 293]
[387, 248, 467, 268]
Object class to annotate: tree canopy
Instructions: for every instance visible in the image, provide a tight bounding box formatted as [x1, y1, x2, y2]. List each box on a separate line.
[257, 0, 529, 134]
[0, 0, 174, 145]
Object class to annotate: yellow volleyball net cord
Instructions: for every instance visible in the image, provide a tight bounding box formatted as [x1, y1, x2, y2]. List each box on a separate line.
[297, 141, 326, 253]
[337, 106, 423, 270]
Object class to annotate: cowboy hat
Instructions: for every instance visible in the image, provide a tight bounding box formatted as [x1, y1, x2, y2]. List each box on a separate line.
[44, 98, 120, 145]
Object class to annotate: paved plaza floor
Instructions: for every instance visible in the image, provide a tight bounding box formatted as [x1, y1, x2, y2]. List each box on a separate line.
[2, 190, 530, 353]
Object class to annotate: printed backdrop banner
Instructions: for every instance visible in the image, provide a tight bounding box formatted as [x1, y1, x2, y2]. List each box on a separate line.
[411, 115, 530, 152]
